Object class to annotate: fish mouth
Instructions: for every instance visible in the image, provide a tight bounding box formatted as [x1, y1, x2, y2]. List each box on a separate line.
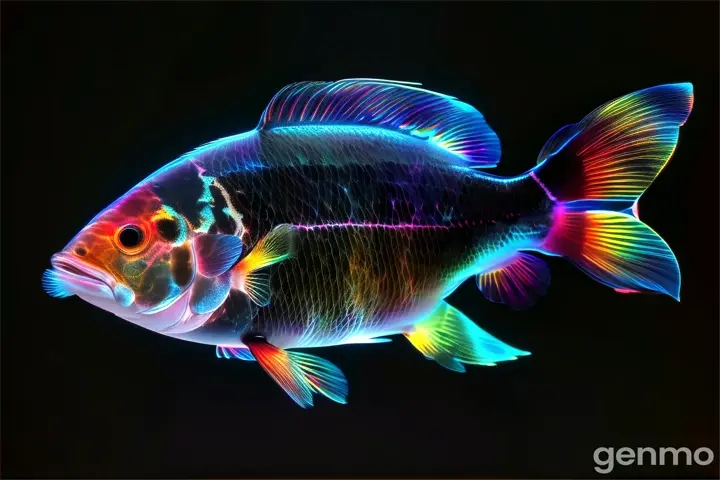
[44, 252, 116, 299]
[51, 252, 115, 286]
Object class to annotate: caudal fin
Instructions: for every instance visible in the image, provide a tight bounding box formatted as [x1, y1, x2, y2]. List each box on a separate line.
[531, 83, 693, 300]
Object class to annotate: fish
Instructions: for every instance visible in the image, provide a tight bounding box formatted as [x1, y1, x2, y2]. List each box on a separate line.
[43, 78, 693, 408]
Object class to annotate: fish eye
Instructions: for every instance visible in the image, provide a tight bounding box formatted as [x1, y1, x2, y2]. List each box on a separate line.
[116, 225, 145, 253]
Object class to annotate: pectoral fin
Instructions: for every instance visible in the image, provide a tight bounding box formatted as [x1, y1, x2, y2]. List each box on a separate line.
[243, 271, 271, 307]
[244, 335, 348, 408]
[238, 224, 296, 272]
[194, 233, 244, 278]
[233, 224, 297, 307]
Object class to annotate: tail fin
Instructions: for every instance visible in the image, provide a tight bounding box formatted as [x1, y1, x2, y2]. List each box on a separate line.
[531, 83, 693, 300]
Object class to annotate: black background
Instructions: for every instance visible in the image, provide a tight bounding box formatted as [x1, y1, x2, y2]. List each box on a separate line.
[2, 2, 718, 479]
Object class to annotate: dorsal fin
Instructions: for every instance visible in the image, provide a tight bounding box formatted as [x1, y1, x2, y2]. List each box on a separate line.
[257, 78, 501, 169]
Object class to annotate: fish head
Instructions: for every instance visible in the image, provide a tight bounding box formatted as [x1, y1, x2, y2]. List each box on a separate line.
[43, 185, 198, 323]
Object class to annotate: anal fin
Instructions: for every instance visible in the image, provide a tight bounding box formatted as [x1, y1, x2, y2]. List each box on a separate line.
[434, 352, 466, 373]
[476, 252, 550, 310]
[405, 301, 530, 372]
[244, 336, 348, 408]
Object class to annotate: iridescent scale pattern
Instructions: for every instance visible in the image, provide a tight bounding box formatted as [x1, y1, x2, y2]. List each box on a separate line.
[173, 126, 549, 347]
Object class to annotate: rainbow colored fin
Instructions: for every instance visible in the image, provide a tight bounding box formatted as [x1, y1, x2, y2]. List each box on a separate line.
[41, 270, 74, 298]
[194, 233, 243, 278]
[236, 224, 296, 272]
[243, 272, 271, 307]
[533, 83, 693, 201]
[233, 224, 296, 307]
[404, 301, 530, 371]
[258, 78, 501, 168]
[543, 208, 680, 299]
[216, 346, 255, 361]
[531, 83, 692, 300]
[476, 253, 551, 310]
[244, 336, 348, 408]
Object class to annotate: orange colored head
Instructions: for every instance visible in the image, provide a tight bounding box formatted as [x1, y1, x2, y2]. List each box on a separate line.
[44, 185, 196, 322]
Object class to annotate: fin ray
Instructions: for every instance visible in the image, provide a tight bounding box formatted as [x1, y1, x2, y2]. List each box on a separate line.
[476, 253, 551, 310]
[237, 224, 297, 273]
[405, 302, 530, 371]
[243, 271, 271, 307]
[41, 270, 73, 298]
[290, 351, 349, 405]
[532, 84, 691, 300]
[534, 83, 694, 202]
[259, 79, 501, 168]
[245, 337, 348, 408]
[194, 233, 243, 278]
[233, 224, 296, 306]
[543, 208, 680, 299]
[216, 346, 255, 361]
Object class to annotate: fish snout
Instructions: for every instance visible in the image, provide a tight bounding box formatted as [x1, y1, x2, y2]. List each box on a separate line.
[46, 251, 125, 302]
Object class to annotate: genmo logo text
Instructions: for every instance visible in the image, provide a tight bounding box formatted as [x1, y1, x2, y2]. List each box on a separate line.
[593, 446, 715, 474]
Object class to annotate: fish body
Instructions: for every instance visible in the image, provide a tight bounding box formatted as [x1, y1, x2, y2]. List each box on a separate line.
[165, 127, 549, 349]
[44, 79, 693, 407]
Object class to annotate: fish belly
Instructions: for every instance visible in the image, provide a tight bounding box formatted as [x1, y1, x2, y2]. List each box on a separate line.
[250, 226, 479, 349]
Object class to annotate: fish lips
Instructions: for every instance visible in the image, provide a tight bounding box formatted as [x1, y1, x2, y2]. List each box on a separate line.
[46, 252, 134, 306]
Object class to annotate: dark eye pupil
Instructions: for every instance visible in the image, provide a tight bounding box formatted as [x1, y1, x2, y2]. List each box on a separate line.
[156, 219, 179, 242]
[119, 226, 143, 248]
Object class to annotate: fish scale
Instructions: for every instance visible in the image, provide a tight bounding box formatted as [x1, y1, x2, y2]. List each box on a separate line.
[187, 132, 550, 347]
